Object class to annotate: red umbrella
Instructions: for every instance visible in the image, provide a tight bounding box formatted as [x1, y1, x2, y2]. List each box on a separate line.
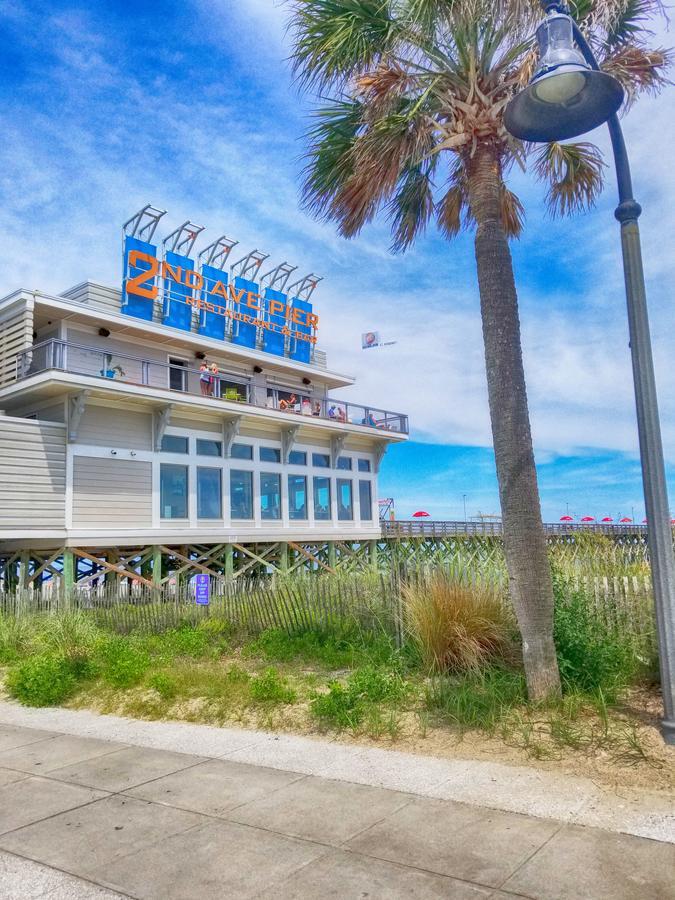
[412, 510, 430, 518]
[601, 516, 613, 523]
[620, 517, 632, 523]
[559, 515, 574, 522]
[581, 516, 595, 523]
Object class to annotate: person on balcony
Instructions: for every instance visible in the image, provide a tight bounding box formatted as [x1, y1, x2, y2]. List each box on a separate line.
[279, 392, 296, 411]
[209, 362, 219, 396]
[312, 401, 322, 416]
[199, 362, 211, 396]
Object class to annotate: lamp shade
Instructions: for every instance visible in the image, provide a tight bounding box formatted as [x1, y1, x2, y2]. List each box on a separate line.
[503, 13, 624, 142]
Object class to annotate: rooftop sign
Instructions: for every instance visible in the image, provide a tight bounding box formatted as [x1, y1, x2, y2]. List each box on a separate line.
[120, 206, 321, 363]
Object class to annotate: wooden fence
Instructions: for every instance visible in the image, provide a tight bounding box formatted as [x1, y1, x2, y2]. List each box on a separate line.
[0, 569, 655, 656]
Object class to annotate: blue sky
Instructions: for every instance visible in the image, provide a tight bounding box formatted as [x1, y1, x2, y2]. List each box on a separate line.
[0, 0, 673, 522]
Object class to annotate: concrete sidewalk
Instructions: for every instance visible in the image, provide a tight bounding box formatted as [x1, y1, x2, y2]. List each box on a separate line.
[0, 719, 674, 899]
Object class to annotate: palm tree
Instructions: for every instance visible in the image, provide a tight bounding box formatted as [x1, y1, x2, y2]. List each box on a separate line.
[289, 0, 670, 699]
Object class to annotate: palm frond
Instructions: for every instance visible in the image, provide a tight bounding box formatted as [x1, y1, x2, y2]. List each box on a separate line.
[534, 141, 606, 218]
[332, 106, 434, 235]
[354, 60, 413, 115]
[500, 184, 525, 237]
[301, 100, 364, 220]
[602, 44, 672, 102]
[389, 163, 436, 251]
[604, 0, 660, 48]
[289, 0, 395, 89]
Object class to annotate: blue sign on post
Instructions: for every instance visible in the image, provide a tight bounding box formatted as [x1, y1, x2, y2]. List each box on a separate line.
[195, 573, 210, 606]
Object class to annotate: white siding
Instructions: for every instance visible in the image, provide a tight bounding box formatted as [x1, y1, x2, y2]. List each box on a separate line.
[72, 457, 152, 527]
[60, 282, 122, 314]
[76, 406, 153, 450]
[0, 417, 66, 529]
[0, 302, 33, 387]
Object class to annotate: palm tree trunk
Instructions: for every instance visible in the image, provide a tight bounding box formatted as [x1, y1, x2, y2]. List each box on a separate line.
[466, 145, 561, 701]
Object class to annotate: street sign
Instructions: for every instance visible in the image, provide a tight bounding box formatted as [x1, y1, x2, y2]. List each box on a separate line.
[195, 573, 210, 605]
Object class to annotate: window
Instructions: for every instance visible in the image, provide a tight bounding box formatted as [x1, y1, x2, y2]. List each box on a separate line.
[197, 468, 222, 519]
[161, 435, 189, 454]
[337, 479, 353, 521]
[313, 476, 331, 521]
[160, 464, 188, 519]
[288, 450, 307, 466]
[288, 475, 308, 520]
[312, 452, 330, 468]
[168, 358, 187, 392]
[337, 457, 352, 471]
[260, 472, 281, 520]
[358, 459, 371, 473]
[196, 439, 222, 457]
[359, 480, 373, 521]
[260, 446, 281, 463]
[231, 443, 253, 460]
[231, 470, 253, 519]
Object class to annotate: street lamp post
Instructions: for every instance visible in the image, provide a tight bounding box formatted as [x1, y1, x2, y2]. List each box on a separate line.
[505, 0, 675, 744]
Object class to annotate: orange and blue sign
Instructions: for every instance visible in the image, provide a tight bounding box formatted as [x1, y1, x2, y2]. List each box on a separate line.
[121, 236, 318, 357]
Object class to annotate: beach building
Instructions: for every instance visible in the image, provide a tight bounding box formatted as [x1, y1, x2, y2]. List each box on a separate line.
[0, 207, 408, 588]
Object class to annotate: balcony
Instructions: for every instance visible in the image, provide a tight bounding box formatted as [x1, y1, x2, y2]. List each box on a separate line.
[15, 340, 409, 434]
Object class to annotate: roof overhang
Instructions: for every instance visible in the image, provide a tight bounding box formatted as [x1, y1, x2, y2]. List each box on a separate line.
[0, 371, 407, 444]
[2, 286, 355, 390]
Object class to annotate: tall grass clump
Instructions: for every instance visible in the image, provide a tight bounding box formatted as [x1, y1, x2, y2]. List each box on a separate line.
[0, 614, 33, 663]
[553, 574, 639, 702]
[404, 570, 514, 674]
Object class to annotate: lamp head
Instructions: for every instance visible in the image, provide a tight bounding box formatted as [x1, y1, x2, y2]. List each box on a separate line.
[504, 12, 624, 142]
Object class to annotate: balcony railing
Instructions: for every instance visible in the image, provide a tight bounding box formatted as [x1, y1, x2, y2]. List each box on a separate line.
[15, 340, 409, 434]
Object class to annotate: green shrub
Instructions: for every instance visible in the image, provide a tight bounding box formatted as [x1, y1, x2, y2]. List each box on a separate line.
[347, 666, 409, 703]
[310, 666, 411, 730]
[311, 681, 364, 728]
[163, 626, 210, 658]
[6, 654, 77, 707]
[553, 576, 638, 701]
[148, 672, 178, 700]
[249, 668, 296, 704]
[226, 664, 250, 683]
[246, 627, 399, 670]
[404, 570, 514, 674]
[96, 637, 150, 688]
[426, 667, 527, 731]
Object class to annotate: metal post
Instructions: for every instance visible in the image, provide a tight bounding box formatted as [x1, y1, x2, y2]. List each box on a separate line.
[569, 17, 675, 742]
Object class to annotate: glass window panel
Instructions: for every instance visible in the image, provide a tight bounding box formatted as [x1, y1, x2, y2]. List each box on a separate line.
[219, 379, 247, 402]
[288, 450, 307, 466]
[160, 434, 189, 454]
[288, 475, 308, 520]
[312, 452, 330, 468]
[358, 458, 371, 473]
[197, 467, 222, 519]
[230, 443, 253, 460]
[260, 472, 281, 520]
[230, 470, 253, 519]
[313, 476, 331, 521]
[337, 457, 352, 470]
[160, 464, 188, 519]
[337, 479, 353, 521]
[359, 480, 373, 521]
[196, 439, 222, 457]
[260, 446, 281, 463]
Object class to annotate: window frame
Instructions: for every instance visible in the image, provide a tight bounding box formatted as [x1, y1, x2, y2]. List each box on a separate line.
[197, 466, 222, 519]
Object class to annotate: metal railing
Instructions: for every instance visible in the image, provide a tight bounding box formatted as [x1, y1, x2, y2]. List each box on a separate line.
[382, 520, 651, 537]
[15, 339, 409, 433]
